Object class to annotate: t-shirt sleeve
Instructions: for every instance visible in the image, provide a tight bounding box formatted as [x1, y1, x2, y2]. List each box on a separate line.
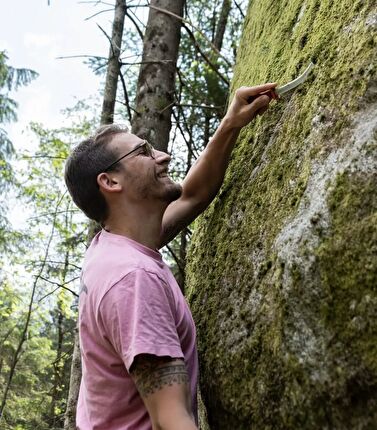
[100, 269, 184, 371]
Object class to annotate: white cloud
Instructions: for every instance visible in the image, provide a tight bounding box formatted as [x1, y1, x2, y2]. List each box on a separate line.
[24, 32, 56, 49]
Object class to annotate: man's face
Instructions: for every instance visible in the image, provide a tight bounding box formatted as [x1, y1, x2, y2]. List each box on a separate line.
[107, 132, 182, 205]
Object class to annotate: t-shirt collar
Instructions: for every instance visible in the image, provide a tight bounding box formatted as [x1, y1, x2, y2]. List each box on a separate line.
[101, 229, 163, 262]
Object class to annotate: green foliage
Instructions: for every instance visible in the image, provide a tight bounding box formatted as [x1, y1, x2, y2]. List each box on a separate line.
[1, 100, 95, 428]
[0, 50, 38, 162]
[0, 51, 38, 246]
[175, 0, 247, 152]
[1, 1, 249, 426]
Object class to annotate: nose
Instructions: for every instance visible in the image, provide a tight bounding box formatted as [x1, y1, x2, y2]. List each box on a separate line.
[153, 149, 171, 164]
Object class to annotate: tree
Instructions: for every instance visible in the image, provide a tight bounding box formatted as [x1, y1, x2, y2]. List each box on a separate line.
[153, 0, 247, 291]
[187, 0, 377, 428]
[0, 0, 249, 427]
[0, 51, 37, 244]
[100, 0, 127, 125]
[82, 0, 248, 287]
[131, 0, 185, 151]
[0, 113, 89, 428]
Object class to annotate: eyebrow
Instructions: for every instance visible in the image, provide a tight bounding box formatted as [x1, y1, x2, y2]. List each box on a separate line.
[133, 141, 145, 150]
[123, 141, 145, 156]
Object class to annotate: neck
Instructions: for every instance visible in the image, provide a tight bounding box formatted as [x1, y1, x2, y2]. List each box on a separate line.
[104, 202, 166, 250]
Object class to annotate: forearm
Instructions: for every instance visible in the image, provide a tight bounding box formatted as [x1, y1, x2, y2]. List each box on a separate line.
[131, 356, 198, 430]
[156, 412, 198, 430]
[181, 84, 276, 206]
[181, 117, 240, 205]
[160, 84, 276, 246]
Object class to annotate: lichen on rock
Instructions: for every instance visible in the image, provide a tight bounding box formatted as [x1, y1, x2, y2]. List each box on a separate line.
[187, 0, 377, 428]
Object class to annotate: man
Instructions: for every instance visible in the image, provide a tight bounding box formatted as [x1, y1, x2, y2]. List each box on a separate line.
[64, 83, 277, 430]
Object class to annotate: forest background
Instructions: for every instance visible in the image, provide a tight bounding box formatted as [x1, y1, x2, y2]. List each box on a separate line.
[0, 0, 247, 428]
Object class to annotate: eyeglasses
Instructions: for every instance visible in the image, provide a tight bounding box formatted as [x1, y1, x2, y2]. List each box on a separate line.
[103, 140, 154, 172]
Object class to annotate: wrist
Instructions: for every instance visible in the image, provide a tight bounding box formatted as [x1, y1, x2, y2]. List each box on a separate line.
[220, 115, 241, 134]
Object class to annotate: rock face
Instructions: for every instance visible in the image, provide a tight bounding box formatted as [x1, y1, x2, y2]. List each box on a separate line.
[186, 1, 377, 429]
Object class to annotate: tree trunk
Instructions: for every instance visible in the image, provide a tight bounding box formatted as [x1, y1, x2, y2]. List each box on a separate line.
[213, 0, 231, 52]
[49, 309, 63, 425]
[64, 4, 127, 429]
[131, 0, 185, 152]
[63, 326, 81, 430]
[50, 223, 71, 428]
[100, 0, 127, 125]
[187, 0, 377, 428]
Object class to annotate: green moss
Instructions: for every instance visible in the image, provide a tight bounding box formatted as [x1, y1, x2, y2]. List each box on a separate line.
[318, 172, 377, 371]
[187, 0, 377, 428]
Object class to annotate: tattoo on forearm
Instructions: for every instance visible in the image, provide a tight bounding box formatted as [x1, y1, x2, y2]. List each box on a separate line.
[132, 356, 189, 397]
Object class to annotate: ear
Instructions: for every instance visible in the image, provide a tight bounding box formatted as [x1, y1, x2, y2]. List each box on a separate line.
[97, 172, 122, 193]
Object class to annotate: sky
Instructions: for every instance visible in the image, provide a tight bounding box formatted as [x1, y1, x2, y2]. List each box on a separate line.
[0, 0, 118, 150]
[0, 0, 129, 228]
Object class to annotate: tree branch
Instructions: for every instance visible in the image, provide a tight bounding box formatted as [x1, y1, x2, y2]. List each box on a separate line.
[0, 192, 66, 419]
[38, 279, 79, 303]
[56, 54, 107, 61]
[148, 4, 232, 67]
[165, 244, 185, 275]
[233, 0, 245, 19]
[171, 107, 199, 160]
[85, 8, 113, 21]
[182, 23, 230, 86]
[97, 24, 117, 57]
[178, 103, 225, 110]
[125, 8, 144, 40]
[118, 69, 133, 123]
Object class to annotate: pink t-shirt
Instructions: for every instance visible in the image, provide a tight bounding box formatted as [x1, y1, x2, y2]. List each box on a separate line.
[77, 230, 198, 430]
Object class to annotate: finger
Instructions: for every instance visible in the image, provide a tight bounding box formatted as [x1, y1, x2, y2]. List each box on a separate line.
[249, 94, 271, 115]
[271, 89, 279, 100]
[247, 89, 275, 104]
[237, 83, 277, 100]
[251, 94, 271, 109]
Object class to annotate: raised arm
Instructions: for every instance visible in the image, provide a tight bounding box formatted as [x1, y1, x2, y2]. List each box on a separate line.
[130, 354, 197, 430]
[160, 83, 277, 247]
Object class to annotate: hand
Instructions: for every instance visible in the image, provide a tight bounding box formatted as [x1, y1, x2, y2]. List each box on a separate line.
[223, 83, 277, 129]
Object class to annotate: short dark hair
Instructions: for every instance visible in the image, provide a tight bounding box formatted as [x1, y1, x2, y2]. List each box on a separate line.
[64, 124, 129, 223]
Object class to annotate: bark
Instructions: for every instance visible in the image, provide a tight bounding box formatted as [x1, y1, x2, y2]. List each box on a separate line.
[63, 327, 81, 430]
[187, 0, 377, 428]
[100, 0, 127, 125]
[50, 309, 64, 424]
[213, 0, 232, 52]
[131, 0, 185, 152]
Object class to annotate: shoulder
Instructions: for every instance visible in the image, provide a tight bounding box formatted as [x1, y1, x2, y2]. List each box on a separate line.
[101, 268, 172, 305]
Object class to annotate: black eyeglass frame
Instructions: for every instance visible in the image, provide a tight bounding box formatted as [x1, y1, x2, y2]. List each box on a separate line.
[102, 140, 154, 172]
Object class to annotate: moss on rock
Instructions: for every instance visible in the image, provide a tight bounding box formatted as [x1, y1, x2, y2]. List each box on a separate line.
[187, 0, 377, 428]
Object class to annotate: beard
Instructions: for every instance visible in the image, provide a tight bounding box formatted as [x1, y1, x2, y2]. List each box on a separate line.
[135, 176, 182, 204]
